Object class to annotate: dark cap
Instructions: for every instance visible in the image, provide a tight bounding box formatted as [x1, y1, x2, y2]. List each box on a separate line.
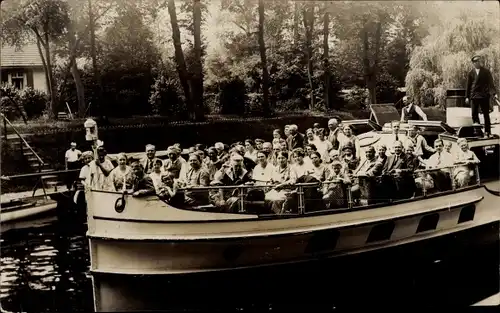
[471, 55, 481, 62]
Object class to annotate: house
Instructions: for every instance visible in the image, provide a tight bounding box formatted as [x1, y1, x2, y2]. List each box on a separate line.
[1, 44, 47, 93]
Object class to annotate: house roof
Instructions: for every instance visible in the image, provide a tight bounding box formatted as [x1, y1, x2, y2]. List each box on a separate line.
[1, 44, 44, 67]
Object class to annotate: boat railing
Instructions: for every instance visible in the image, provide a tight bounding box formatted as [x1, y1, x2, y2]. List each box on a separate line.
[1, 113, 44, 172]
[167, 164, 481, 215]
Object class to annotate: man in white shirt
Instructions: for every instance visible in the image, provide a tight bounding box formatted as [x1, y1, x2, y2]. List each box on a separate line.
[65, 142, 82, 189]
[426, 139, 454, 191]
[426, 139, 454, 170]
[65, 142, 82, 170]
[384, 121, 407, 155]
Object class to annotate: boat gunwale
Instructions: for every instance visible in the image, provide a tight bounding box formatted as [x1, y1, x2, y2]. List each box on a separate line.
[89, 184, 484, 224]
[88, 195, 483, 242]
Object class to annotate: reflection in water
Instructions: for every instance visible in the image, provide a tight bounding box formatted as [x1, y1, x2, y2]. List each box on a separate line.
[0, 209, 498, 312]
[1, 217, 92, 313]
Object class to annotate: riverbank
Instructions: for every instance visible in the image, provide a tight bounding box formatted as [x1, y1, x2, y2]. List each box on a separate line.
[1, 110, 362, 136]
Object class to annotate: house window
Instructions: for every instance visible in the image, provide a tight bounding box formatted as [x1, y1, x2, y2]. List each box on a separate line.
[11, 72, 25, 89]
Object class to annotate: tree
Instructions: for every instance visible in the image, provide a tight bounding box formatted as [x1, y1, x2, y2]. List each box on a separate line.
[302, 2, 315, 110]
[167, 0, 195, 119]
[405, 3, 500, 108]
[192, 0, 205, 121]
[1, 0, 70, 118]
[322, 4, 330, 110]
[257, 0, 270, 116]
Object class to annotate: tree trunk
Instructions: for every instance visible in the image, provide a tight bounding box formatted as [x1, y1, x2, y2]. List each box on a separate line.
[323, 8, 330, 110]
[303, 5, 315, 110]
[71, 61, 86, 118]
[258, 0, 271, 116]
[192, 0, 205, 121]
[88, 0, 103, 118]
[35, 37, 52, 115]
[362, 21, 382, 105]
[43, 29, 58, 118]
[167, 0, 194, 120]
[293, 1, 300, 46]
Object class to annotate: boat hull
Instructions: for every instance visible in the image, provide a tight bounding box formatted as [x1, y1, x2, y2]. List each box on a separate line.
[86, 184, 500, 311]
[90, 221, 499, 311]
[0, 200, 57, 223]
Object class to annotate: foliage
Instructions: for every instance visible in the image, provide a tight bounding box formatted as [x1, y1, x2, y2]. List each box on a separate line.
[0, 85, 47, 119]
[406, 8, 500, 107]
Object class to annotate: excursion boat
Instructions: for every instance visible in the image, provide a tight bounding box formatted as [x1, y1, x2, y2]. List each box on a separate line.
[86, 107, 500, 312]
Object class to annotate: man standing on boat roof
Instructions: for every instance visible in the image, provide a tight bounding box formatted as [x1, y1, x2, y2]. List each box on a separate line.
[286, 124, 305, 153]
[400, 96, 427, 122]
[465, 54, 498, 138]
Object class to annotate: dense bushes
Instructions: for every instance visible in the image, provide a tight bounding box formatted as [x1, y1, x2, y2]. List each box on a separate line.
[0, 85, 48, 120]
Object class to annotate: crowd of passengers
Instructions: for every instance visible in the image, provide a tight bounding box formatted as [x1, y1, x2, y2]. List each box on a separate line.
[77, 119, 480, 214]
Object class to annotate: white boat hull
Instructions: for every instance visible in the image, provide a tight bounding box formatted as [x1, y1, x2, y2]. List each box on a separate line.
[86, 183, 500, 311]
[0, 200, 57, 223]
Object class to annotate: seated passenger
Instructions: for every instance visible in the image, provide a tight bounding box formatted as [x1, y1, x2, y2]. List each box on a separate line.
[272, 129, 282, 147]
[252, 151, 275, 185]
[382, 141, 408, 174]
[404, 143, 422, 172]
[255, 139, 264, 151]
[338, 124, 361, 160]
[305, 143, 317, 166]
[381, 140, 412, 200]
[178, 153, 210, 205]
[233, 144, 256, 172]
[266, 151, 298, 214]
[312, 128, 333, 163]
[350, 146, 383, 204]
[322, 160, 350, 209]
[309, 151, 328, 182]
[376, 144, 388, 167]
[149, 159, 165, 193]
[130, 162, 156, 197]
[157, 172, 184, 206]
[214, 142, 229, 169]
[292, 148, 313, 179]
[453, 138, 480, 188]
[384, 121, 408, 155]
[140, 144, 162, 174]
[426, 139, 454, 191]
[244, 139, 258, 162]
[340, 142, 360, 175]
[204, 147, 219, 180]
[407, 125, 434, 159]
[444, 141, 453, 154]
[109, 153, 133, 192]
[163, 146, 186, 179]
[262, 142, 274, 164]
[210, 153, 251, 212]
[305, 128, 316, 146]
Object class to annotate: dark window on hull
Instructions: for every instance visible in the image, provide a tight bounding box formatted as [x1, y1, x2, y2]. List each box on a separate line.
[458, 205, 476, 224]
[416, 213, 440, 233]
[305, 229, 340, 255]
[366, 221, 395, 243]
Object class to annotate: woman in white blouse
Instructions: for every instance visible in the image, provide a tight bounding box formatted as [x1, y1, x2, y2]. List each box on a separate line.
[251, 151, 275, 185]
[266, 151, 298, 214]
[109, 153, 134, 192]
[454, 138, 480, 188]
[291, 148, 313, 179]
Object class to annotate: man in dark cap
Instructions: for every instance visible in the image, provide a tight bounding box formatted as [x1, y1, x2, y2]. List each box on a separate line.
[465, 55, 498, 137]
